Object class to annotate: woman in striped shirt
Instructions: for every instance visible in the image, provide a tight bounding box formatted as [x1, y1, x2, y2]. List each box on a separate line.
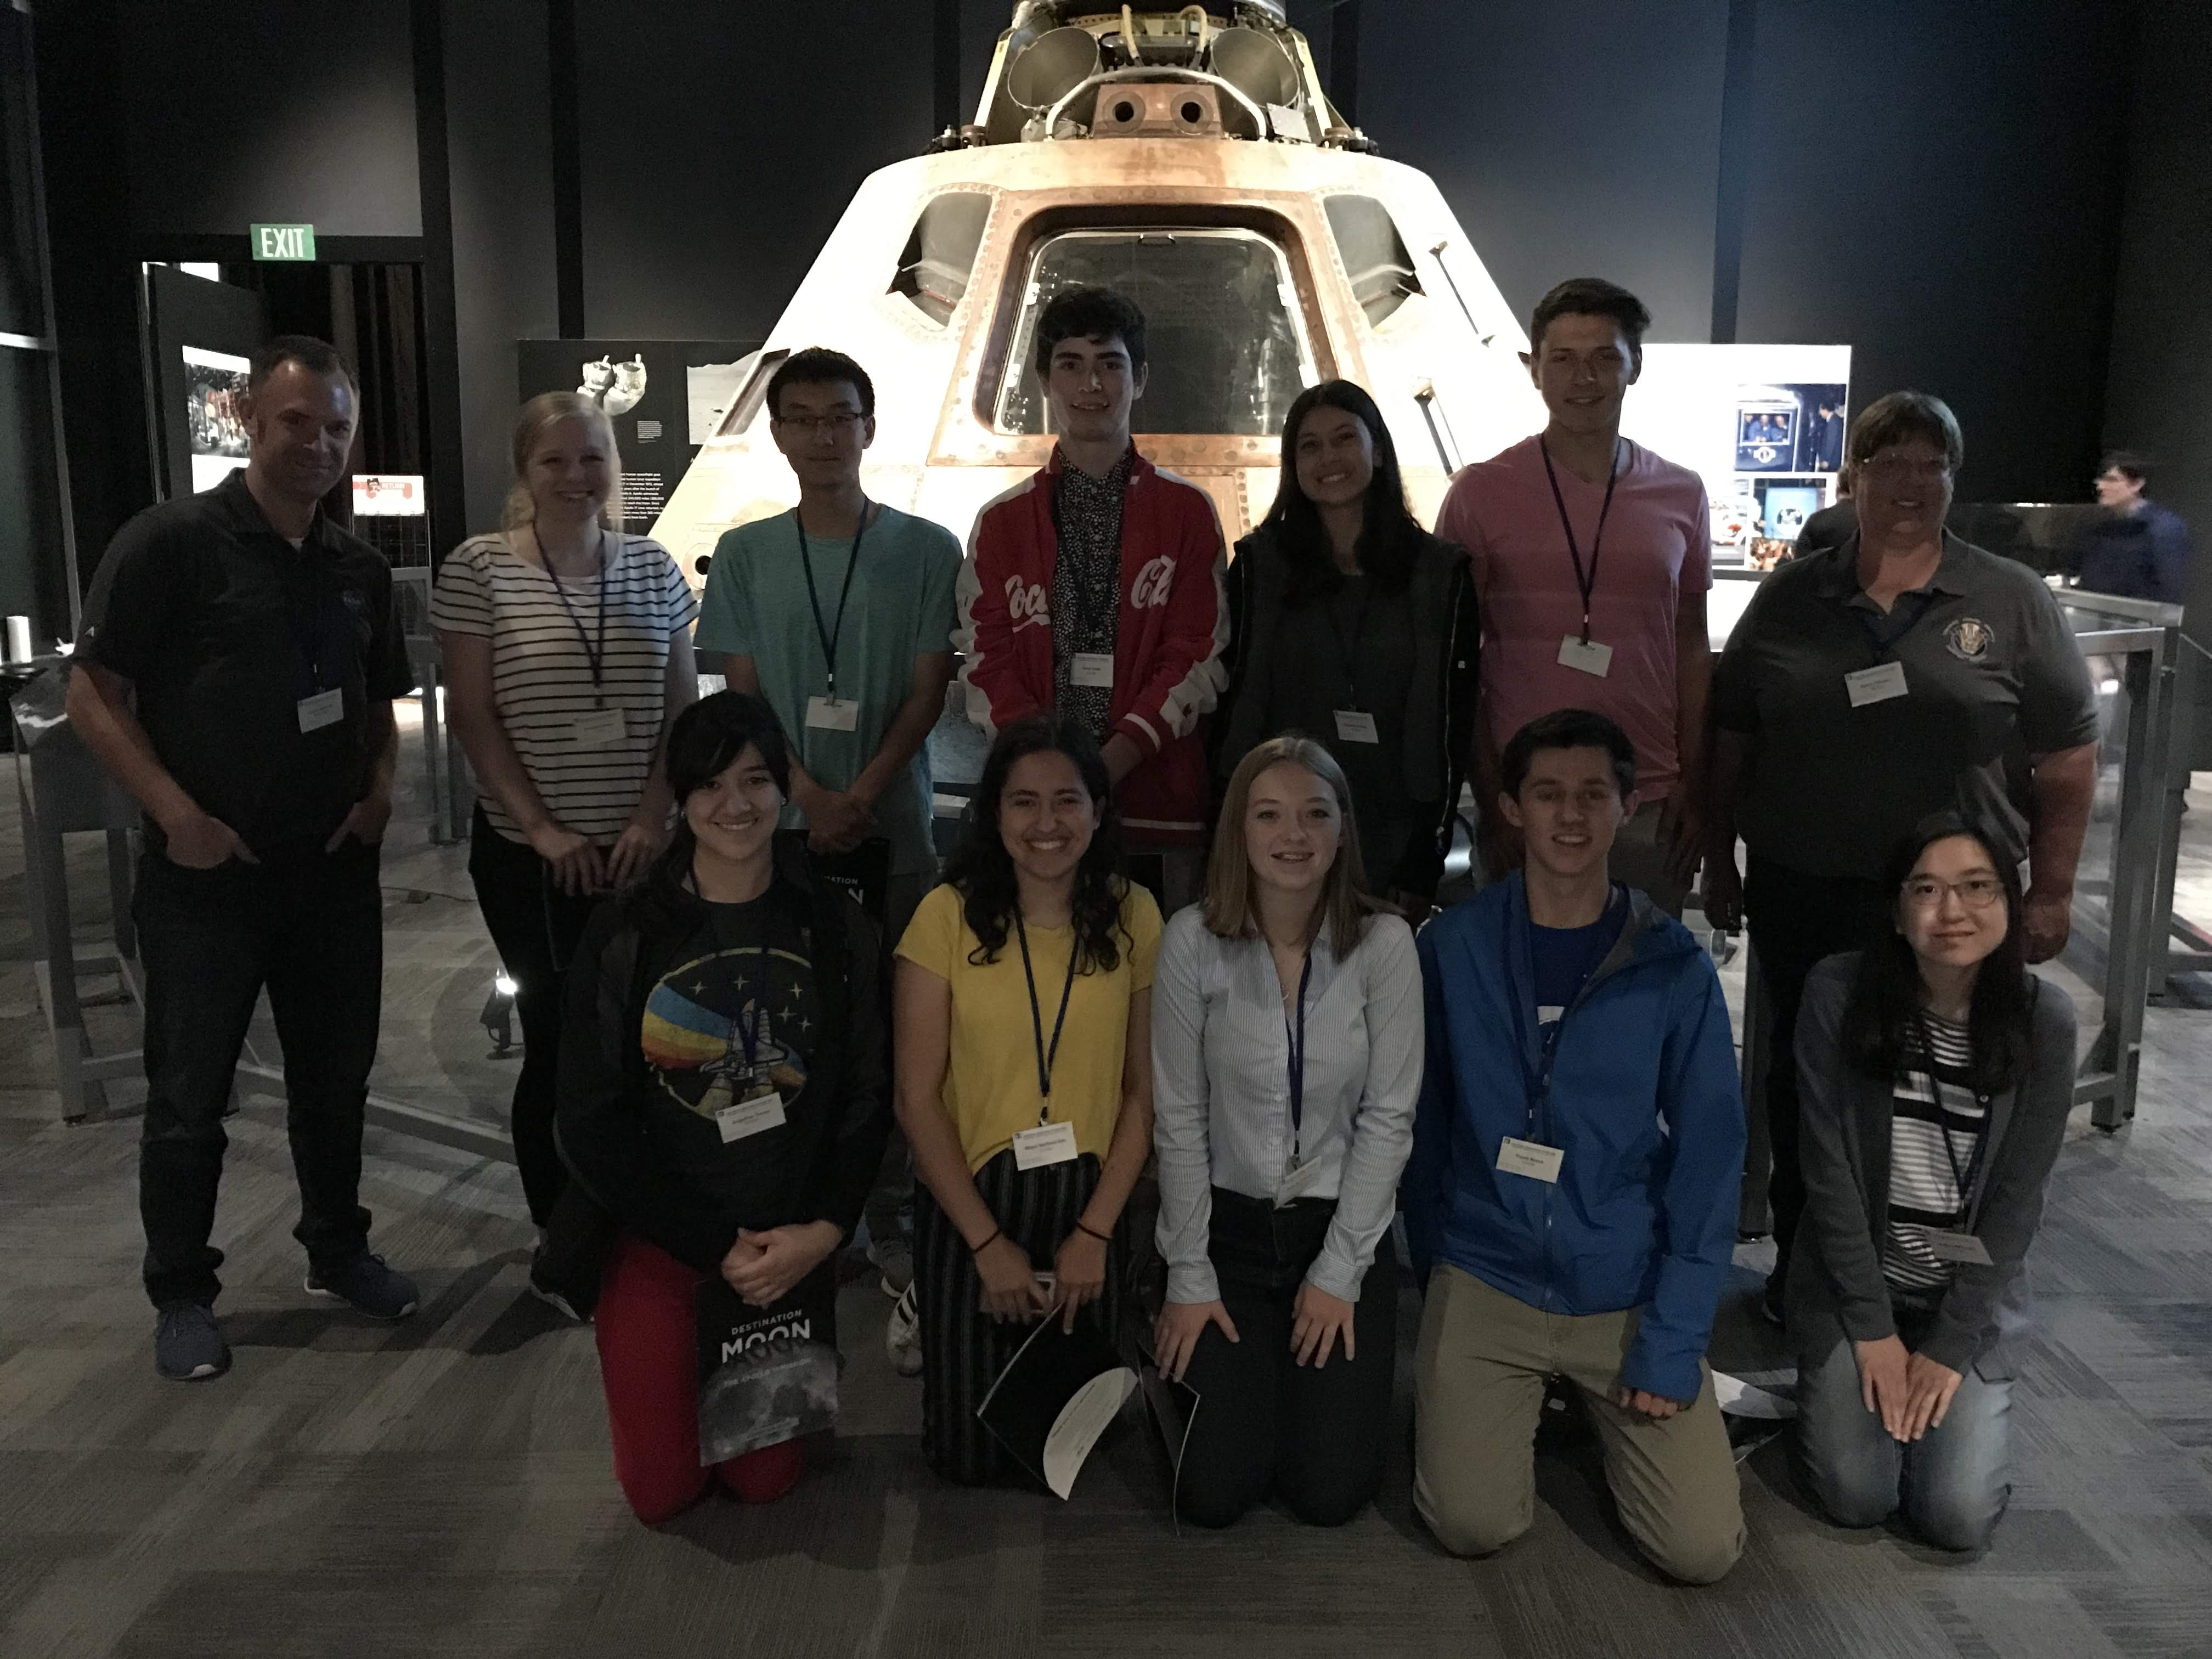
[1786, 811, 2077, 1553]
[433, 392, 698, 1240]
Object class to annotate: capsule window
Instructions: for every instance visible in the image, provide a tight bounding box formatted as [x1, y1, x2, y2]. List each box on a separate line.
[1324, 195, 1421, 329]
[890, 193, 992, 328]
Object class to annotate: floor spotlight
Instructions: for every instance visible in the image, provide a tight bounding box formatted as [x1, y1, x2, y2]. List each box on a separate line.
[482, 972, 518, 1055]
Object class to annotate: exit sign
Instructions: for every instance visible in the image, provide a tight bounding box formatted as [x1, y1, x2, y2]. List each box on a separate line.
[251, 223, 317, 261]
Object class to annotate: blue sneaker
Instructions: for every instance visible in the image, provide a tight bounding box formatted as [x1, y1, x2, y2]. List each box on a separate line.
[304, 1252, 420, 1321]
[155, 1301, 230, 1381]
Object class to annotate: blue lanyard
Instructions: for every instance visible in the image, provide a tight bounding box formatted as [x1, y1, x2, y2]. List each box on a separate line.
[1014, 912, 1078, 1121]
[795, 503, 870, 702]
[1283, 950, 1313, 1161]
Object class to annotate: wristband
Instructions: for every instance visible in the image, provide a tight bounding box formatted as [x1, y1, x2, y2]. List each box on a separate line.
[967, 1227, 1001, 1255]
[1074, 1221, 1110, 1244]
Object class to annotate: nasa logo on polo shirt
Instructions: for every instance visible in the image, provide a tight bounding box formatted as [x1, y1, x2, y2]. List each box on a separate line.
[1945, 617, 1994, 662]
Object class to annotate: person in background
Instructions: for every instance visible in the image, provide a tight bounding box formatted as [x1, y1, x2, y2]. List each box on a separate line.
[1706, 391, 2099, 1323]
[1790, 813, 2076, 1553]
[1406, 709, 1746, 1584]
[1436, 277, 1712, 916]
[2078, 450, 2191, 606]
[1216, 381, 1477, 918]
[434, 392, 698, 1277]
[693, 346, 964, 1340]
[1151, 736, 1420, 1528]
[1793, 463, 1857, 561]
[957, 286, 1227, 916]
[555, 692, 891, 1523]
[66, 335, 420, 1381]
[894, 715, 1161, 1485]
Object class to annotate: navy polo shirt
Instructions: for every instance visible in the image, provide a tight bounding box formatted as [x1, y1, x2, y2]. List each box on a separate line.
[76, 470, 415, 856]
[1713, 532, 2098, 881]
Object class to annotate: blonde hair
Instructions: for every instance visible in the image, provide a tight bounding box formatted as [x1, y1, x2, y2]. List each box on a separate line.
[1204, 735, 1382, 949]
[501, 392, 624, 532]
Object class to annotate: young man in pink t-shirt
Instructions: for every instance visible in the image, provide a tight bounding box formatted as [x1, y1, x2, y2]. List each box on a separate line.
[1435, 278, 1711, 915]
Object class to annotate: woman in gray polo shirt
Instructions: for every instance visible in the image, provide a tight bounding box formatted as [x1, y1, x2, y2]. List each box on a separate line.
[1703, 391, 2097, 1319]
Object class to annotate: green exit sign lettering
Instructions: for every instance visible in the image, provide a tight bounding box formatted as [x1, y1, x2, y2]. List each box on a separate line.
[251, 223, 317, 261]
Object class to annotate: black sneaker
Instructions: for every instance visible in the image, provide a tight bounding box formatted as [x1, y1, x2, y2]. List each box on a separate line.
[305, 1252, 420, 1321]
[155, 1301, 231, 1381]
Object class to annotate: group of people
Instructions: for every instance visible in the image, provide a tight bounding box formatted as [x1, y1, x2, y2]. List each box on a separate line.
[68, 268, 2105, 1575]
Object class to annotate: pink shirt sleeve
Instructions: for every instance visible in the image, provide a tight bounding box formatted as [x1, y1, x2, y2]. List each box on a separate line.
[1683, 484, 1713, 594]
[1435, 471, 1490, 590]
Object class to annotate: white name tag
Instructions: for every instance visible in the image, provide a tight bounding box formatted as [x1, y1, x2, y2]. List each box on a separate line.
[1276, 1154, 1329, 1205]
[1557, 635, 1613, 677]
[805, 695, 861, 731]
[1846, 661, 1910, 707]
[1012, 1119, 1079, 1169]
[1070, 652, 1115, 688]
[1537, 1005, 1565, 1025]
[1497, 1135, 1564, 1184]
[296, 688, 345, 733]
[715, 1086, 786, 1143]
[569, 707, 628, 748]
[1333, 709, 1380, 744]
[1920, 1227, 1994, 1267]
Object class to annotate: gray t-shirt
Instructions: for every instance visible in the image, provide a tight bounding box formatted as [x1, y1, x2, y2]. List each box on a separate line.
[1713, 533, 2098, 881]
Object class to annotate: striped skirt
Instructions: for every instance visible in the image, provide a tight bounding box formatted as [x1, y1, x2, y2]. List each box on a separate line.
[913, 1148, 1127, 1486]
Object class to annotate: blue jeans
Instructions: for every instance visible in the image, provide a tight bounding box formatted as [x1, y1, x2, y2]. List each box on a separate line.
[1793, 1307, 2013, 1551]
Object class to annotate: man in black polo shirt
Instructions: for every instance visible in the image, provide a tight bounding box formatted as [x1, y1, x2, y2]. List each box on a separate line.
[68, 335, 421, 1381]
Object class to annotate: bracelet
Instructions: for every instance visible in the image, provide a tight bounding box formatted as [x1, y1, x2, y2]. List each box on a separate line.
[1074, 1221, 1111, 1244]
[967, 1227, 1001, 1255]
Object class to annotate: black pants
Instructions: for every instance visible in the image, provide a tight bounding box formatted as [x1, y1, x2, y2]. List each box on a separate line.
[913, 1149, 1125, 1486]
[468, 810, 599, 1224]
[1176, 1189, 1399, 1529]
[134, 840, 385, 1308]
[1743, 855, 1888, 1277]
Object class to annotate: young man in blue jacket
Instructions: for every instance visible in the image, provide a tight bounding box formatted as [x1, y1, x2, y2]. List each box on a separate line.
[1404, 708, 1746, 1583]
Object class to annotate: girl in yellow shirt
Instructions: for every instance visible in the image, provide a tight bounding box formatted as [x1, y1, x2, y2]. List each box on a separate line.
[894, 714, 1161, 1485]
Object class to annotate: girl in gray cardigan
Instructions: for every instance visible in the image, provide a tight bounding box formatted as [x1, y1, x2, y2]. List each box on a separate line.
[1788, 810, 2076, 1553]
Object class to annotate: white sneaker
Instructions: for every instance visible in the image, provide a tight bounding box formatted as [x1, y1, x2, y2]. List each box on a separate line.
[885, 1282, 923, 1378]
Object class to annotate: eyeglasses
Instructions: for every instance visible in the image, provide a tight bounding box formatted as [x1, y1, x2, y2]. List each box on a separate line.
[776, 413, 865, 433]
[1900, 875, 2003, 910]
[1859, 453, 1953, 482]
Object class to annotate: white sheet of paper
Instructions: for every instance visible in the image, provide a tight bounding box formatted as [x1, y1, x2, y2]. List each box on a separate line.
[1013, 1120, 1079, 1169]
[569, 707, 628, 748]
[1846, 661, 1910, 707]
[1557, 635, 1614, 677]
[1042, 1365, 1138, 1500]
[1497, 1136, 1564, 1183]
[805, 695, 861, 731]
[1713, 1370, 1797, 1420]
[1333, 709, 1380, 743]
[715, 1088, 786, 1143]
[1070, 652, 1115, 688]
[296, 688, 345, 733]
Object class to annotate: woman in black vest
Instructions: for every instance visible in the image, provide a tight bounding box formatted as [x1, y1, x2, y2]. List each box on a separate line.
[555, 691, 891, 1522]
[1217, 380, 1477, 917]
[1788, 811, 2076, 1552]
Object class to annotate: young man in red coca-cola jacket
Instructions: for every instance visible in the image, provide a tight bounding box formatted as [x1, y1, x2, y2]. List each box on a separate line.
[956, 286, 1228, 910]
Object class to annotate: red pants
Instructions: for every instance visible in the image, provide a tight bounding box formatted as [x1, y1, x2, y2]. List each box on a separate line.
[595, 1232, 806, 1522]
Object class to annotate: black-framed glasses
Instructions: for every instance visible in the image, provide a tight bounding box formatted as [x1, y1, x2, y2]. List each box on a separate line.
[1900, 874, 2002, 910]
[776, 412, 865, 433]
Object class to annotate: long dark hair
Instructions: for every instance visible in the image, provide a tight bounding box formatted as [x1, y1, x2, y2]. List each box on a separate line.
[943, 714, 1128, 972]
[1839, 812, 2034, 1094]
[634, 691, 793, 927]
[1257, 380, 1427, 606]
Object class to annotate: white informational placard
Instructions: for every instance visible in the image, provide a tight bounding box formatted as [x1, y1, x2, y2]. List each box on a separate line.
[1623, 343, 1853, 568]
[181, 345, 251, 493]
[351, 474, 426, 517]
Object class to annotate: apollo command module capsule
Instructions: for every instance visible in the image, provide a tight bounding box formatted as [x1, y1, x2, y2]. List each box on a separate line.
[651, 0, 1545, 584]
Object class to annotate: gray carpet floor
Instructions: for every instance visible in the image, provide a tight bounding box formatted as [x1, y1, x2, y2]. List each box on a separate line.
[3, 713, 2210, 1657]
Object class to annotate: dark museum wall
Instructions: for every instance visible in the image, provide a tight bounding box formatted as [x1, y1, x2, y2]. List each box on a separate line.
[21, 0, 2203, 584]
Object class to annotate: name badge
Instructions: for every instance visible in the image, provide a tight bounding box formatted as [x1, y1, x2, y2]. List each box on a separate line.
[1497, 1136, 1564, 1184]
[715, 1086, 786, 1144]
[1012, 1120, 1079, 1169]
[805, 695, 861, 731]
[1333, 709, 1380, 744]
[1536, 1004, 1565, 1025]
[296, 688, 345, 733]
[569, 707, 627, 748]
[1557, 636, 1613, 677]
[1070, 652, 1115, 689]
[1276, 1155, 1330, 1205]
[1846, 661, 1910, 707]
[1920, 1227, 1994, 1267]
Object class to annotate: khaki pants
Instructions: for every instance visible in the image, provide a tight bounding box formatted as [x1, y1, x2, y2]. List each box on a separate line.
[1414, 1265, 1745, 1584]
